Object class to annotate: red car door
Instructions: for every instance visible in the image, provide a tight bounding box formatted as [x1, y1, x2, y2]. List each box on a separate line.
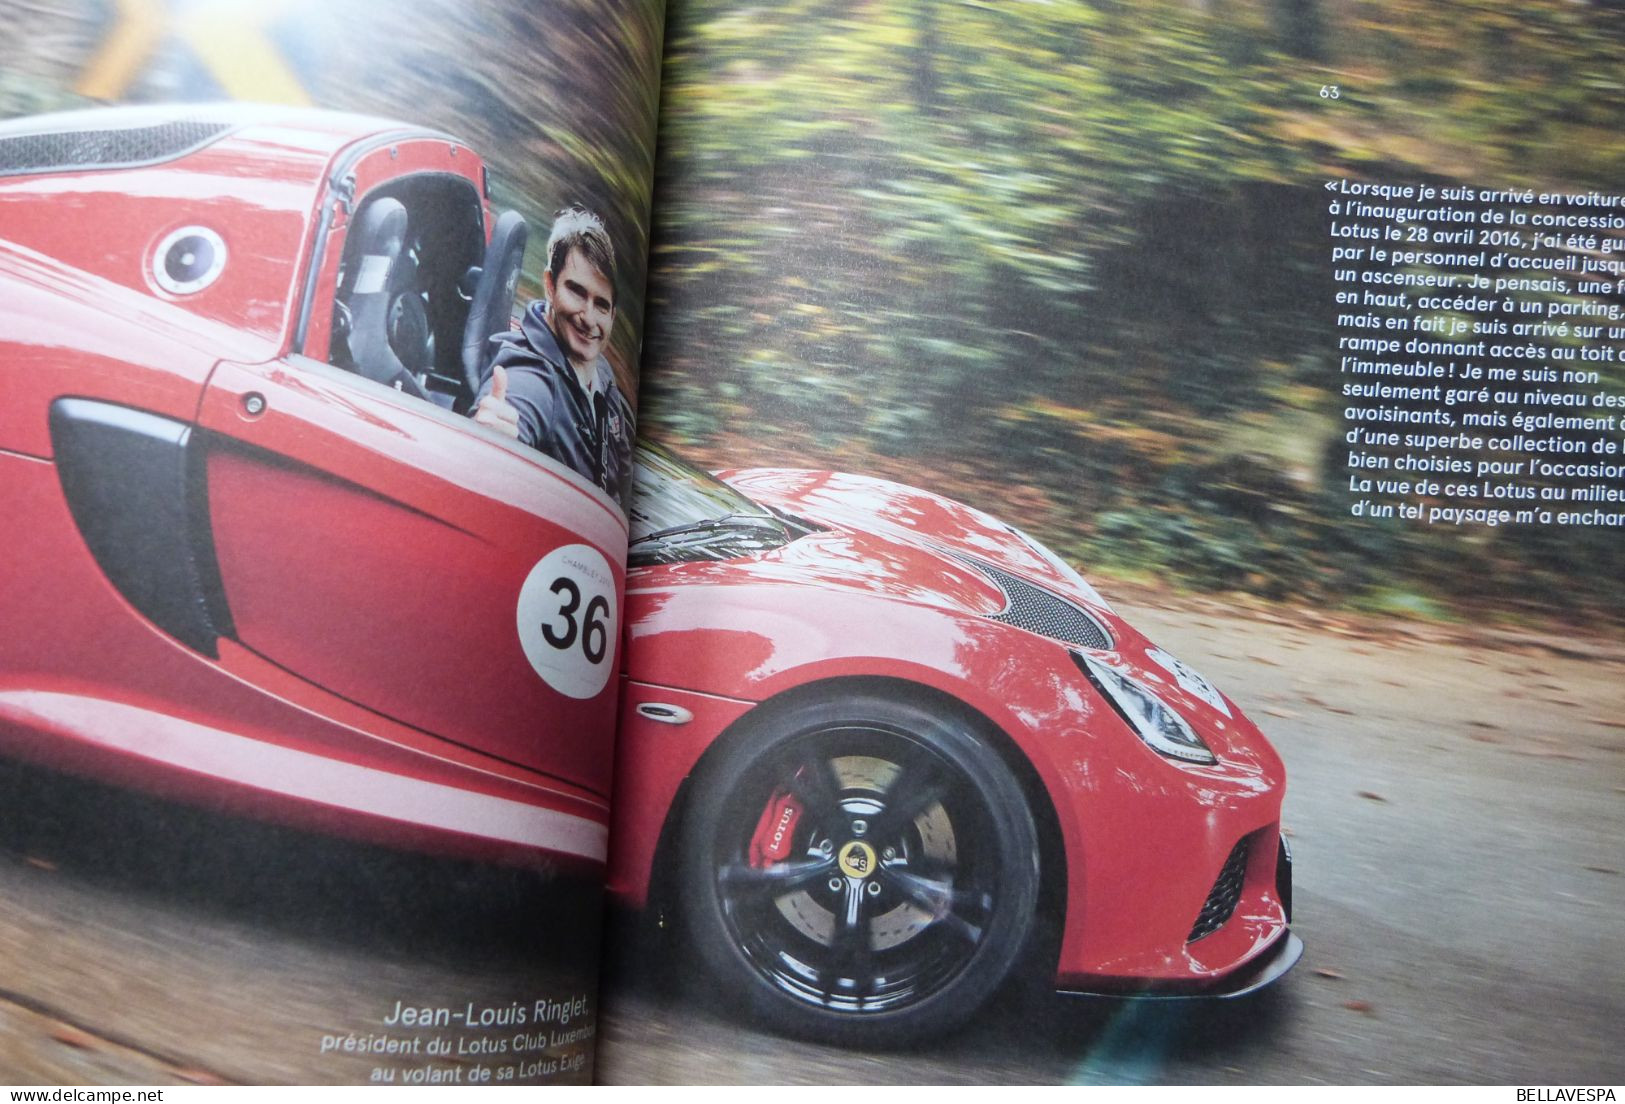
[195, 353, 626, 795]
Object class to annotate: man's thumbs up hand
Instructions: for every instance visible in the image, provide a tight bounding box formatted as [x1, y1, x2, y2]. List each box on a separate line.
[473, 364, 520, 439]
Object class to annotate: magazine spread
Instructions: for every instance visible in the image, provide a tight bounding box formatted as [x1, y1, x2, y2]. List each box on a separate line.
[1, 0, 1623, 1090]
[596, 0, 1622, 1087]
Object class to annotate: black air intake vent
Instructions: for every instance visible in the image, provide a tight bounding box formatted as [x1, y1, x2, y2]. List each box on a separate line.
[947, 552, 1112, 650]
[1189, 837, 1251, 942]
[50, 399, 233, 656]
[0, 119, 231, 177]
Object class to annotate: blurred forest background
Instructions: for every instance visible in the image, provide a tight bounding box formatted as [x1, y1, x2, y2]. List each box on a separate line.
[4, 0, 1624, 621]
[639, 0, 1625, 623]
[0, 0, 665, 388]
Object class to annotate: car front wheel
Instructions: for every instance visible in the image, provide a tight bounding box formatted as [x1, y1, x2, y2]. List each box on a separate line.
[679, 689, 1041, 1044]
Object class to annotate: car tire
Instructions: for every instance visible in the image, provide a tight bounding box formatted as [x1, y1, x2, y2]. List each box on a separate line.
[678, 687, 1040, 1045]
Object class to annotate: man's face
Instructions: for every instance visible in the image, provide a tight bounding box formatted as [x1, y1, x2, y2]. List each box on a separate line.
[544, 247, 615, 370]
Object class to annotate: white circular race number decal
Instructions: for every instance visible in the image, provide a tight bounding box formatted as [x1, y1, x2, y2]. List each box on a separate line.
[516, 543, 618, 700]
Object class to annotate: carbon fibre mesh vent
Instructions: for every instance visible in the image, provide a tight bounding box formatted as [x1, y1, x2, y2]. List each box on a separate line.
[949, 552, 1112, 650]
[1189, 837, 1250, 942]
[0, 119, 231, 177]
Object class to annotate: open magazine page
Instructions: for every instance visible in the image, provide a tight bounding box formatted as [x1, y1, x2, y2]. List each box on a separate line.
[603, 0, 1624, 1086]
[0, 0, 661, 1085]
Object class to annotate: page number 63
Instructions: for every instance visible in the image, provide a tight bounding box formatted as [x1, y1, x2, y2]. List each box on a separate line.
[1319, 85, 1340, 99]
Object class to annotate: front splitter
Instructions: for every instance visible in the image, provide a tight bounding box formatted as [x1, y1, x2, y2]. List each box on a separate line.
[1056, 930, 1304, 1002]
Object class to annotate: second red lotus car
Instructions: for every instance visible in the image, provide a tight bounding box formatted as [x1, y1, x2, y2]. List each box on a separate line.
[610, 446, 1299, 1042]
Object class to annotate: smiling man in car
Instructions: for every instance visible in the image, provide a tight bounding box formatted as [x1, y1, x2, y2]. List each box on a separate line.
[472, 205, 636, 511]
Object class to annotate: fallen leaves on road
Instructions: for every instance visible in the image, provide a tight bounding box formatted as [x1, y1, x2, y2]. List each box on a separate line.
[1343, 1000, 1375, 1015]
[1357, 790, 1387, 802]
[175, 1068, 230, 1086]
[49, 1026, 94, 1050]
[1510, 747, 1585, 761]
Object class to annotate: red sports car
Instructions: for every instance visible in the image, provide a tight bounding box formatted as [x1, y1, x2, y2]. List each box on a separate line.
[611, 446, 1299, 1042]
[0, 105, 624, 868]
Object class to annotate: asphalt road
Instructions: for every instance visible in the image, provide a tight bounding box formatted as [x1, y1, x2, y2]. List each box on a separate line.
[0, 593, 1619, 1084]
[596, 594, 1625, 1085]
[0, 769, 603, 1084]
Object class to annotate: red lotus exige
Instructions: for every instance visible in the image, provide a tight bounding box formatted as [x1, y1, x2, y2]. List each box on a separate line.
[0, 105, 625, 869]
[610, 447, 1299, 1042]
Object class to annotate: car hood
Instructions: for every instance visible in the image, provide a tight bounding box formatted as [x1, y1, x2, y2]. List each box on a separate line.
[715, 467, 1090, 601]
[706, 469, 1246, 731]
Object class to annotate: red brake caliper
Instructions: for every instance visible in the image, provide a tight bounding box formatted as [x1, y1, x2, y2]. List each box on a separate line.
[748, 788, 805, 867]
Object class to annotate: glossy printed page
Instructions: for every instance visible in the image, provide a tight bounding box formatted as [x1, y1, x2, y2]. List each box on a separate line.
[602, 0, 1625, 1087]
[0, 0, 662, 1085]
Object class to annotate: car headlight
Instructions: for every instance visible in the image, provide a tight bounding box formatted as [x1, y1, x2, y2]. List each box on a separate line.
[1072, 652, 1217, 765]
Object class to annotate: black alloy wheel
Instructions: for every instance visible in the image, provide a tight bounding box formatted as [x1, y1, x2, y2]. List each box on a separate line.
[679, 690, 1040, 1044]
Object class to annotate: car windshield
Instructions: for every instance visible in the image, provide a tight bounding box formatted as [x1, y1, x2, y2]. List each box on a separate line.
[629, 444, 799, 565]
